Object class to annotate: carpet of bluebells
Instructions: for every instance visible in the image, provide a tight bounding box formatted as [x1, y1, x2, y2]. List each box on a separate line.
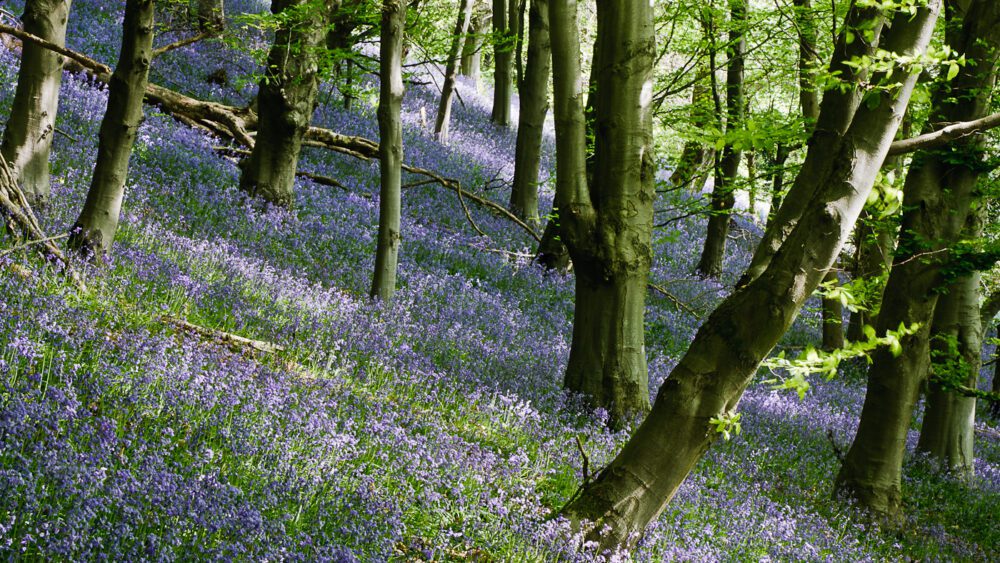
[1, 1, 998, 560]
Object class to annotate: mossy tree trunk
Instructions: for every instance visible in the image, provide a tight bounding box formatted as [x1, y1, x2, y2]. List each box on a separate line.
[1, 0, 72, 205]
[549, 0, 655, 425]
[67, 0, 154, 260]
[434, 0, 474, 143]
[836, 0, 1000, 516]
[509, 0, 550, 227]
[370, 0, 406, 301]
[238, 0, 334, 207]
[560, 3, 939, 550]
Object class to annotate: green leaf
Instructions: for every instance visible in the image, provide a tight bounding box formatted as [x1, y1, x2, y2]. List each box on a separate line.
[947, 63, 960, 82]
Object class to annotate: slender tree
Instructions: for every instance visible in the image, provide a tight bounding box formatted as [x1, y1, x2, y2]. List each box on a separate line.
[508, 0, 550, 227]
[238, 0, 335, 207]
[490, 0, 518, 126]
[434, 0, 474, 143]
[370, 0, 406, 301]
[561, 2, 940, 549]
[794, 0, 845, 349]
[1, 0, 72, 205]
[740, 1, 886, 285]
[836, 0, 1000, 515]
[695, 0, 746, 278]
[68, 0, 154, 259]
[550, 0, 656, 425]
[460, 7, 485, 89]
[668, 75, 715, 192]
[194, 0, 224, 31]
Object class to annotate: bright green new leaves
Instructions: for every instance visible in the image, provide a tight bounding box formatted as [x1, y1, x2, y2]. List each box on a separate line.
[762, 322, 921, 399]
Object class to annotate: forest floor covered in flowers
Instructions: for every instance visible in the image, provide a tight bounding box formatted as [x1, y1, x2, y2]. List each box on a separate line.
[1, 0, 999, 560]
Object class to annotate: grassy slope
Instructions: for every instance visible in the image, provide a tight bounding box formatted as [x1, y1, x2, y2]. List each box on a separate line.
[0, 0, 997, 560]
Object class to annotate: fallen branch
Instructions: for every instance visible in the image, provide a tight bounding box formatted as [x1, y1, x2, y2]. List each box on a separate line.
[0, 233, 69, 258]
[1, 27, 542, 243]
[648, 281, 701, 318]
[162, 316, 286, 355]
[152, 31, 217, 60]
[0, 155, 85, 291]
[296, 171, 348, 191]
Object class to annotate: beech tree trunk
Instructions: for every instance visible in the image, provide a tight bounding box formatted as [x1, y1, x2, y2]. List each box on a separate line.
[549, 0, 655, 426]
[696, 0, 746, 279]
[67, 0, 154, 259]
[561, 3, 939, 550]
[195, 0, 224, 31]
[917, 213, 982, 479]
[370, 0, 406, 301]
[836, 0, 1000, 517]
[508, 0, 550, 227]
[1, 0, 72, 205]
[490, 0, 517, 126]
[434, 0, 474, 143]
[238, 0, 333, 207]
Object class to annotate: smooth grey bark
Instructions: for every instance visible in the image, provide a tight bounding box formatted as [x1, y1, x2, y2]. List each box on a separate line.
[741, 1, 885, 285]
[435, 0, 474, 143]
[195, 0, 224, 31]
[561, 3, 939, 550]
[370, 0, 405, 301]
[67, 0, 154, 259]
[836, 0, 1000, 517]
[490, 0, 516, 126]
[696, 0, 746, 279]
[238, 0, 333, 207]
[508, 0, 550, 227]
[1, 0, 72, 205]
[917, 213, 982, 479]
[549, 0, 655, 425]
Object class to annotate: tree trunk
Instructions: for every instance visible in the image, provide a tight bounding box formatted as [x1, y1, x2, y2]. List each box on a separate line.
[434, 0, 474, 143]
[917, 213, 982, 479]
[1, 0, 72, 205]
[195, 0, 224, 31]
[822, 269, 845, 349]
[836, 0, 1000, 517]
[534, 216, 569, 271]
[238, 0, 333, 207]
[509, 0, 550, 227]
[668, 77, 715, 192]
[67, 0, 154, 259]
[766, 143, 789, 224]
[549, 0, 655, 426]
[845, 209, 894, 341]
[370, 0, 406, 301]
[460, 10, 484, 88]
[696, 0, 746, 279]
[741, 2, 886, 285]
[490, 0, 515, 126]
[561, 3, 939, 550]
